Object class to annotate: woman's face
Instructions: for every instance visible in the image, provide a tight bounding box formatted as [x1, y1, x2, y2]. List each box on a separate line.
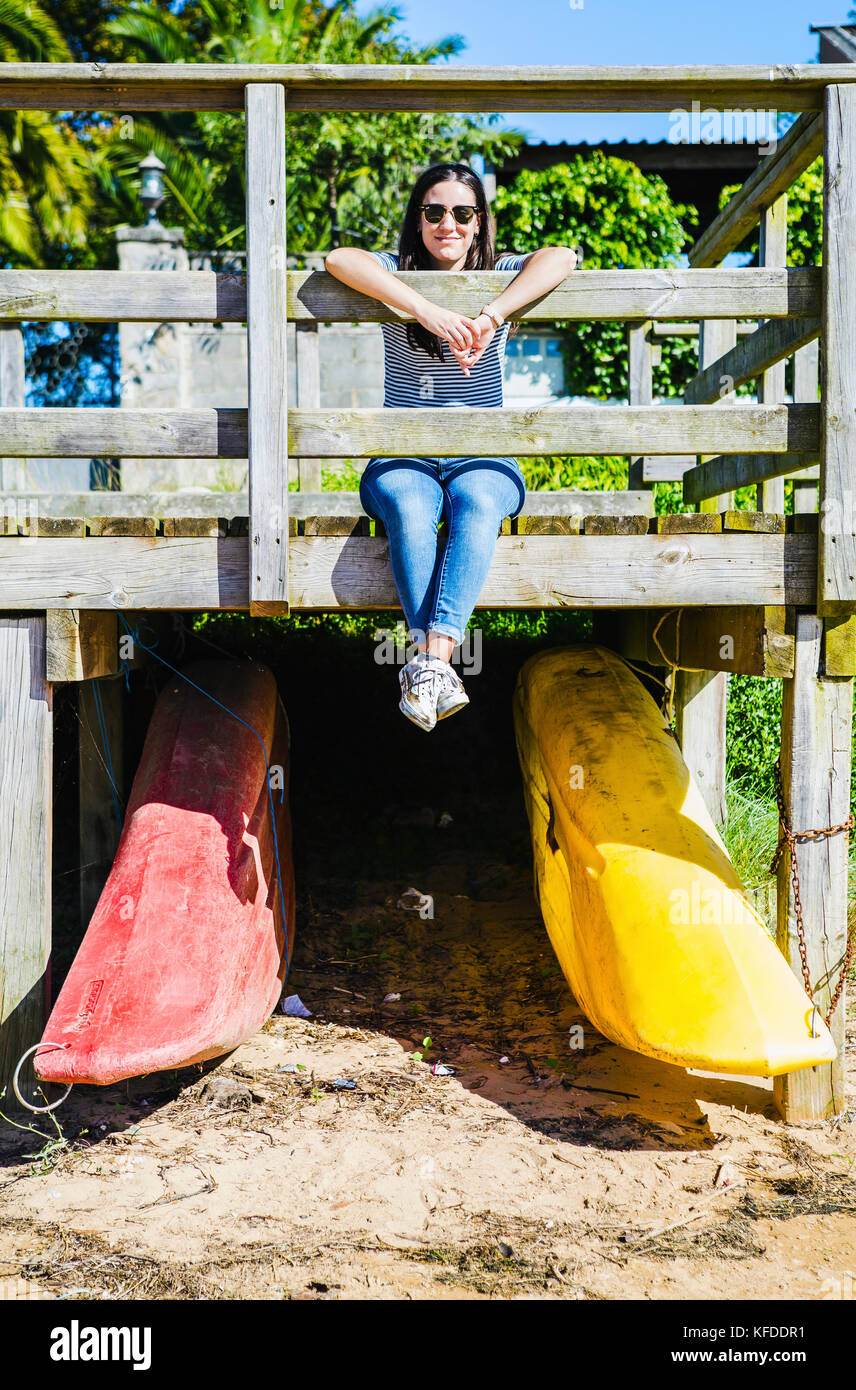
[419, 178, 481, 269]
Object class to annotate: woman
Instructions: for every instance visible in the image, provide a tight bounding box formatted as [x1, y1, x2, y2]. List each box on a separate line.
[325, 162, 577, 731]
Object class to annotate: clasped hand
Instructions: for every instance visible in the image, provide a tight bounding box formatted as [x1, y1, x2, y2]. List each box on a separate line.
[414, 304, 495, 377]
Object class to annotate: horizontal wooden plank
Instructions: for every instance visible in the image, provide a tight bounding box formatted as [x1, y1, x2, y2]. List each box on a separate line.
[289, 268, 820, 323]
[607, 605, 794, 676]
[7, 488, 656, 519]
[0, 532, 816, 609]
[290, 405, 821, 458]
[0, 408, 247, 457]
[689, 113, 824, 267]
[0, 271, 246, 323]
[683, 316, 821, 405]
[0, 64, 853, 112]
[0, 268, 819, 324]
[0, 404, 820, 460]
[640, 456, 698, 481]
[682, 451, 820, 504]
[289, 533, 816, 608]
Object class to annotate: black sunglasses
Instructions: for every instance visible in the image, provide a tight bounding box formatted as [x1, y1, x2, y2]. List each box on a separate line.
[419, 203, 479, 225]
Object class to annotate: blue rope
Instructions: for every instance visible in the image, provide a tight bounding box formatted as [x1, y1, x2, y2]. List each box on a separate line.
[91, 679, 124, 832]
[115, 616, 291, 980]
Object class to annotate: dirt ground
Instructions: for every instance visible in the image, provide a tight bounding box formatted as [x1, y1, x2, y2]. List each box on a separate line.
[2, 627, 855, 1301]
[2, 849, 855, 1302]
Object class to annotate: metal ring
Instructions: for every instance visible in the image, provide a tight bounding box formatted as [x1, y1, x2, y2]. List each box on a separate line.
[12, 1043, 73, 1114]
[808, 1005, 821, 1040]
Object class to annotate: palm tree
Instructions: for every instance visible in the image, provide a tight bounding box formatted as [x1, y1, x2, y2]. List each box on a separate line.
[0, 0, 94, 264]
[97, 0, 522, 254]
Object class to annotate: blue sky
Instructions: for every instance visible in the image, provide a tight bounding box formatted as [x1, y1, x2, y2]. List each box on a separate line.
[355, 0, 843, 143]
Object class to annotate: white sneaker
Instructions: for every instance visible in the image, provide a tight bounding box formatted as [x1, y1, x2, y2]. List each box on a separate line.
[436, 663, 469, 721]
[398, 654, 448, 732]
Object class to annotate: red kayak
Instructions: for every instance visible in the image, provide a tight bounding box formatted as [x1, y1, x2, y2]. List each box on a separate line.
[35, 660, 295, 1086]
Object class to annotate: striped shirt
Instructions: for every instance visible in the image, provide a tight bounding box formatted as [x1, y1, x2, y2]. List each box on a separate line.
[368, 250, 529, 409]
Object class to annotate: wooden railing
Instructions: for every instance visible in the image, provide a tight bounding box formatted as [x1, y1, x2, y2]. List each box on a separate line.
[0, 62, 854, 619]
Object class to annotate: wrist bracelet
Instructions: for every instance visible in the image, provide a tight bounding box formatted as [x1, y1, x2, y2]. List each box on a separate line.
[481, 306, 504, 330]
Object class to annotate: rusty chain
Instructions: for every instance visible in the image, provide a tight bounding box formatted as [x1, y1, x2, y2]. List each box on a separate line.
[770, 758, 855, 1027]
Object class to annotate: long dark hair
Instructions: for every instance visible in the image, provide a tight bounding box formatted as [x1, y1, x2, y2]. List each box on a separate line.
[397, 162, 502, 361]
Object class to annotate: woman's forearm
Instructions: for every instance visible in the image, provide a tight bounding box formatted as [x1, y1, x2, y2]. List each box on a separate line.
[484, 245, 577, 321]
[324, 246, 429, 319]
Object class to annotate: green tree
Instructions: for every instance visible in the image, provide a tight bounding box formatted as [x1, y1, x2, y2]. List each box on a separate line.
[0, 0, 94, 264]
[496, 152, 698, 402]
[94, 0, 523, 256]
[717, 158, 822, 267]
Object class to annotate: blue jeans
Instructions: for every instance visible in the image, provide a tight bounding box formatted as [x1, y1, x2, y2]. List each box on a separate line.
[359, 455, 526, 647]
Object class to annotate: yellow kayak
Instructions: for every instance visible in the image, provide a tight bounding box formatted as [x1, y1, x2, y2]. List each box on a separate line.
[512, 645, 836, 1076]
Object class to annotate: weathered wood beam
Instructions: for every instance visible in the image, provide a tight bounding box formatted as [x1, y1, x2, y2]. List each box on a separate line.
[0, 616, 52, 1110]
[2, 489, 658, 519]
[674, 669, 728, 825]
[607, 605, 794, 676]
[0, 403, 821, 460]
[775, 613, 852, 1120]
[793, 339, 820, 514]
[0, 63, 852, 112]
[288, 268, 820, 323]
[689, 113, 823, 267]
[288, 405, 820, 459]
[683, 316, 820, 406]
[0, 267, 822, 325]
[818, 85, 856, 617]
[755, 197, 789, 514]
[682, 452, 820, 505]
[695, 319, 737, 512]
[0, 322, 25, 491]
[0, 407, 247, 457]
[0, 532, 818, 609]
[245, 84, 289, 615]
[78, 680, 124, 931]
[45, 610, 118, 682]
[0, 270, 246, 322]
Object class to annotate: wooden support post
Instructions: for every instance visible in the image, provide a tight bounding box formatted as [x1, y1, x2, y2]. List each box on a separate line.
[0, 323, 26, 492]
[818, 85, 856, 617]
[0, 616, 52, 1108]
[46, 610, 118, 683]
[245, 82, 289, 615]
[296, 321, 322, 493]
[627, 321, 653, 490]
[793, 340, 820, 514]
[682, 323, 734, 826]
[78, 679, 124, 931]
[696, 319, 737, 513]
[775, 613, 852, 1120]
[755, 196, 788, 514]
[673, 667, 728, 827]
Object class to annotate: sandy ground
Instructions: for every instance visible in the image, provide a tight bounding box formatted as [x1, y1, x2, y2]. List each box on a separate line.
[2, 845, 855, 1302]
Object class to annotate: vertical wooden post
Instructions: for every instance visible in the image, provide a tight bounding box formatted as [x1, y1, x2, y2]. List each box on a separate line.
[793, 341, 820, 514]
[245, 83, 289, 615]
[296, 321, 322, 493]
[673, 668, 728, 827]
[0, 324, 26, 492]
[627, 321, 653, 490]
[818, 85, 856, 617]
[0, 616, 52, 1108]
[775, 613, 851, 1120]
[78, 681, 124, 930]
[755, 196, 788, 514]
[697, 319, 737, 513]
[679, 321, 734, 826]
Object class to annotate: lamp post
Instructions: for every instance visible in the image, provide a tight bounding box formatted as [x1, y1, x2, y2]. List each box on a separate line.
[138, 152, 166, 227]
